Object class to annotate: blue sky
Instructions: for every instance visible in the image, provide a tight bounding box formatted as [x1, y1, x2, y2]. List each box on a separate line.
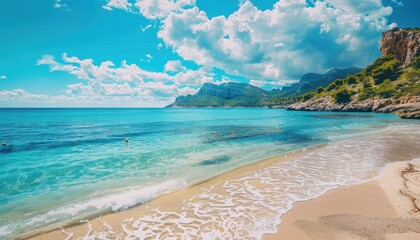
[0, 0, 418, 107]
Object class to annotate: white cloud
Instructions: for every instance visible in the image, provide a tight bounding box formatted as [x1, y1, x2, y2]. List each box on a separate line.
[389, 22, 398, 29]
[103, 0, 133, 11]
[164, 60, 187, 72]
[141, 24, 152, 32]
[158, 0, 393, 80]
[0, 75, 7, 79]
[391, 0, 403, 7]
[54, 0, 68, 10]
[135, 0, 196, 19]
[174, 68, 213, 85]
[250, 79, 298, 88]
[103, 0, 196, 19]
[37, 53, 170, 82]
[28, 53, 216, 106]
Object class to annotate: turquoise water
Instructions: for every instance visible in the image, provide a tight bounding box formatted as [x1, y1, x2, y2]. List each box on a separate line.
[0, 108, 414, 238]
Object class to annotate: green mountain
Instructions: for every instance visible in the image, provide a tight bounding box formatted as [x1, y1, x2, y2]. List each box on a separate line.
[166, 82, 276, 107]
[167, 67, 361, 108]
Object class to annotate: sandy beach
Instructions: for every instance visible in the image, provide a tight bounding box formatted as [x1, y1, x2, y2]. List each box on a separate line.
[268, 162, 420, 240]
[28, 127, 420, 240]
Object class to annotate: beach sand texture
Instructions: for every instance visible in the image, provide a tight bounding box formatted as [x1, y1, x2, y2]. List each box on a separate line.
[29, 126, 420, 240]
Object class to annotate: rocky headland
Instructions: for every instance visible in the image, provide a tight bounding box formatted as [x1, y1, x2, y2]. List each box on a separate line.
[288, 28, 420, 119]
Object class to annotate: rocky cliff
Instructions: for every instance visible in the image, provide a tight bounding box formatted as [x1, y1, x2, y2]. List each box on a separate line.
[380, 28, 419, 67]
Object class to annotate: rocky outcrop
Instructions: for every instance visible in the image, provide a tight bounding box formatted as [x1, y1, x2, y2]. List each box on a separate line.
[288, 96, 420, 119]
[380, 28, 420, 67]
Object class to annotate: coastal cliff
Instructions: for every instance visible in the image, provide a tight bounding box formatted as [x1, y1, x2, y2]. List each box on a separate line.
[288, 28, 420, 119]
[380, 28, 420, 67]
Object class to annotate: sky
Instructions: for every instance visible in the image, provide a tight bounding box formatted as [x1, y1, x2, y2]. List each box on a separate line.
[0, 0, 418, 107]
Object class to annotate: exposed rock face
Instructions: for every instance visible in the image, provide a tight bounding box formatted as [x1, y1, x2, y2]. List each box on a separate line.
[288, 96, 420, 119]
[380, 28, 420, 67]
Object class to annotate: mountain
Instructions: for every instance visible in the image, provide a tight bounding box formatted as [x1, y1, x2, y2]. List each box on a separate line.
[288, 28, 420, 119]
[168, 67, 361, 108]
[275, 67, 361, 98]
[166, 82, 275, 108]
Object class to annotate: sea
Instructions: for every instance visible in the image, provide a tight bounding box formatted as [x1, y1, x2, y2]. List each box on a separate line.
[0, 108, 419, 239]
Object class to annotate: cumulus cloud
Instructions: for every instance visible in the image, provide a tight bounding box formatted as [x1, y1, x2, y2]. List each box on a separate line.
[158, 0, 393, 81]
[27, 53, 215, 106]
[136, 0, 196, 19]
[164, 60, 187, 72]
[37, 53, 170, 82]
[103, 0, 133, 11]
[103, 0, 196, 19]
[0, 88, 170, 107]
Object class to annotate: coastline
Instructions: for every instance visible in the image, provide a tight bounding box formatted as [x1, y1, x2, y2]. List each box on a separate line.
[28, 124, 420, 240]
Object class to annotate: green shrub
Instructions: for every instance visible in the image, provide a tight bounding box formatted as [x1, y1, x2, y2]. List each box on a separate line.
[345, 75, 357, 84]
[325, 82, 337, 92]
[400, 69, 420, 82]
[372, 59, 399, 85]
[365, 55, 396, 75]
[316, 87, 324, 93]
[335, 79, 345, 87]
[375, 80, 396, 98]
[358, 87, 374, 101]
[333, 88, 352, 103]
[411, 56, 420, 69]
[301, 92, 315, 101]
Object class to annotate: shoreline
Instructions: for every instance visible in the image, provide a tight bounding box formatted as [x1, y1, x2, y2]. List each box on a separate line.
[27, 124, 420, 240]
[26, 148, 308, 239]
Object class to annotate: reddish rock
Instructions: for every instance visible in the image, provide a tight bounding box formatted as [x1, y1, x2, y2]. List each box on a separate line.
[380, 28, 420, 67]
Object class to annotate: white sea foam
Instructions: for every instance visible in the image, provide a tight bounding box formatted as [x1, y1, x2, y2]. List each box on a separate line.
[51, 124, 420, 240]
[0, 179, 187, 239]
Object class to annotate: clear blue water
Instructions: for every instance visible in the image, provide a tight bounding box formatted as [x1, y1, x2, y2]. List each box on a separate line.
[0, 108, 414, 238]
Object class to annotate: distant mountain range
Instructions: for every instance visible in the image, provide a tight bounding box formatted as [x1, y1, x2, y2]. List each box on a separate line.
[167, 67, 361, 108]
[278, 67, 361, 98]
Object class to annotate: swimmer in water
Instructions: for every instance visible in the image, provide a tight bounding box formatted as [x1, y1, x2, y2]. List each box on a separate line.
[125, 138, 129, 143]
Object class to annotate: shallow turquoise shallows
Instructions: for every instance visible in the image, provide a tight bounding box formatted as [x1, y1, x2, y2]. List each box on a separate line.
[0, 108, 415, 238]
